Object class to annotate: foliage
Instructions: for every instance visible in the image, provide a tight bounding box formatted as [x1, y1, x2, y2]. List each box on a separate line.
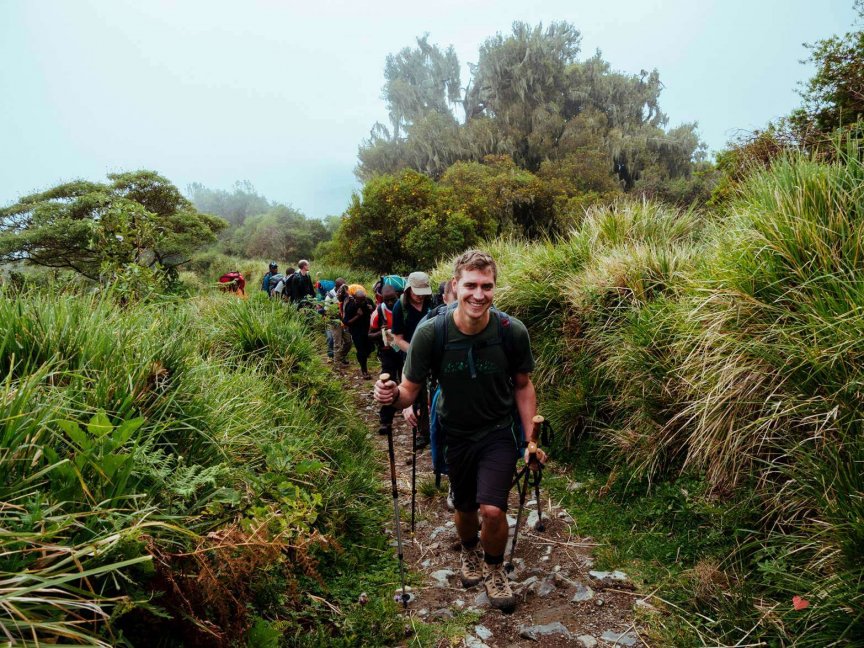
[188, 181, 337, 262]
[791, 1, 864, 135]
[187, 180, 271, 228]
[222, 204, 333, 262]
[333, 169, 479, 273]
[0, 290, 402, 645]
[429, 137, 864, 644]
[0, 170, 226, 281]
[358, 21, 706, 197]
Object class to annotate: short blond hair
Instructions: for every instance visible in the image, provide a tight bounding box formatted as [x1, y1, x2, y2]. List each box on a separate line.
[453, 250, 497, 282]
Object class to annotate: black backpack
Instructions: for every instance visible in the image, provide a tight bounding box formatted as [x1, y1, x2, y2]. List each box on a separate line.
[281, 272, 299, 300]
[429, 304, 517, 381]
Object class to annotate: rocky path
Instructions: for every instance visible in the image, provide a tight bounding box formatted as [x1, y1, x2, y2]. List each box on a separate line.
[337, 365, 648, 647]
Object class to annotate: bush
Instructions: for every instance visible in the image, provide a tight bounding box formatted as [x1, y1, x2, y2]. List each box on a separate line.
[0, 290, 390, 645]
[447, 141, 864, 644]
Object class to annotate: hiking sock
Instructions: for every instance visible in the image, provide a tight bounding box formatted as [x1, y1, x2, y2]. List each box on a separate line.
[483, 551, 504, 565]
[461, 536, 480, 551]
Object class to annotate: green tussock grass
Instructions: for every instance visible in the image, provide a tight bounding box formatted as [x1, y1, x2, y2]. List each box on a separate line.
[430, 137, 864, 645]
[0, 289, 405, 646]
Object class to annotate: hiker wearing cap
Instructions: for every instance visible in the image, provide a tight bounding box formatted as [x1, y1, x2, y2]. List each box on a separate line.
[261, 262, 278, 294]
[374, 250, 545, 610]
[343, 287, 375, 379]
[392, 271, 434, 445]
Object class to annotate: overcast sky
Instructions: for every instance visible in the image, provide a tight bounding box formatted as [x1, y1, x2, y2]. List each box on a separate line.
[0, 0, 857, 219]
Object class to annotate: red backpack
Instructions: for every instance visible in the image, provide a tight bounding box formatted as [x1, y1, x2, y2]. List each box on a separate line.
[218, 272, 246, 293]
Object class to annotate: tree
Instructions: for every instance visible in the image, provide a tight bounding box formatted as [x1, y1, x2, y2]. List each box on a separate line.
[383, 35, 462, 138]
[791, 1, 864, 136]
[357, 22, 705, 202]
[186, 181, 270, 228]
[440, 156, 560, 237]
[333, 169, 480, 273]
[0, 171, 226, 281]
[225, 205, 330, 262]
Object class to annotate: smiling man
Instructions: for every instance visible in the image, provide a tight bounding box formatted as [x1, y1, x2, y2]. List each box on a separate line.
[374, 249, 547, 609]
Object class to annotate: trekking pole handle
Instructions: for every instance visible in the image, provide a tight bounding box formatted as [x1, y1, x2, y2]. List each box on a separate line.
[380, 373, 390, 382]
[527, 415, 544, 469]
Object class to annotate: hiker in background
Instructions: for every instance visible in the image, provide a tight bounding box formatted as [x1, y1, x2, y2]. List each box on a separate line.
[374, 250, 544, 611]
[369, 284, 402, 434]
[261, 262, 278, 294]
[289, 259, 315, 305]
[392, 271, 434, 446]
[374, 274, 407, 305]
[218, 271, 246, 297]
[271, 267, 294, 299]
[316, 277, 335, 301]
[329, 279, 351, 365]
[344, 287, 374, 379]
[324, 277, 350, 362]
[434, 280, 448, 307]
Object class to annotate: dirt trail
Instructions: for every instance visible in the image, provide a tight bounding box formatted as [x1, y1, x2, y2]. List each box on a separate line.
[336, 365, 646, 647]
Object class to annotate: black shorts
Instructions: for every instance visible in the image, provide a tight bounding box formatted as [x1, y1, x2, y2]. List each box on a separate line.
[446, 425, 519, 513]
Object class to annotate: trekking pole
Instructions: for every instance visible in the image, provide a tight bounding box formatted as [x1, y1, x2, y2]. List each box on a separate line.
[411, 420, 417, 533]
[531, 418, 554, 533]
[380, 373, 412, 608]
[506, 415, 545, 572]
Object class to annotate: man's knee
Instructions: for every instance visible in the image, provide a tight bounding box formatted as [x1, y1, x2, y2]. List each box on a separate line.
[479, 504, 505, 525]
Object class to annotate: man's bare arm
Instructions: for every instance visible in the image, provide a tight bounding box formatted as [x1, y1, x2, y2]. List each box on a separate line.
[513, 372, 537, 441]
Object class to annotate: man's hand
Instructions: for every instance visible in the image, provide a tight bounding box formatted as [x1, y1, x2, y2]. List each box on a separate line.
[402, 405, 418, 426]
[524, 444, 548, 471]
[374, 378, 398, 405]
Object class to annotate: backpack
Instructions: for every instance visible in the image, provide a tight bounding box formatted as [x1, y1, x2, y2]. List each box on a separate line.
[427, 305, 525, 480]
[318, 279, 335, 293]
[380, 274, 406, 294]
[430, 305, 517, 381]
[281, 272, 298, 299]
[268, 273, 284, 295]
[218, 271, 245, 293]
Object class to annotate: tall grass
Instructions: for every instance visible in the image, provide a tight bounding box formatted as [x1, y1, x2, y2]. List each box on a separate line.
[432, 141, 864, 644]
[0, 289, 387, 645]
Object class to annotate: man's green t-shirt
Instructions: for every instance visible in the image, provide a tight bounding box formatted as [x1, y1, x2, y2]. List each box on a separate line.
[404, 309, 534, 441]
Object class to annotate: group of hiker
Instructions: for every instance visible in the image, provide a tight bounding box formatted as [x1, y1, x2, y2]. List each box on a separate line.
[235, 252, 547, 612]
[260, 260, 316, 303]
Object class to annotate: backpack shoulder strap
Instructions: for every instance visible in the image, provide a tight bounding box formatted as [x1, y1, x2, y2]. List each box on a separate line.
[431, 305, 451, 380]
[490, 307, 516, 375]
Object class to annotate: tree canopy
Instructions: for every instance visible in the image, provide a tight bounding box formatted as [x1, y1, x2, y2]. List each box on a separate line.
[187, 182, 334, 262]
[0, 171, 226, 281]
[357, 21, 706, 192]
[791, 1, 864, 136]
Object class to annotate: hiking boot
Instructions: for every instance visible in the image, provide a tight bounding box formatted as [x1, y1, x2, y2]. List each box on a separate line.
[460, 546, 483, 587]
[483, 561, 516, 609]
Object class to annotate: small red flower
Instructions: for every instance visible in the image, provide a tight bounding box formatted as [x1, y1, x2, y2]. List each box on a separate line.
[792, 595, 810, 610]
